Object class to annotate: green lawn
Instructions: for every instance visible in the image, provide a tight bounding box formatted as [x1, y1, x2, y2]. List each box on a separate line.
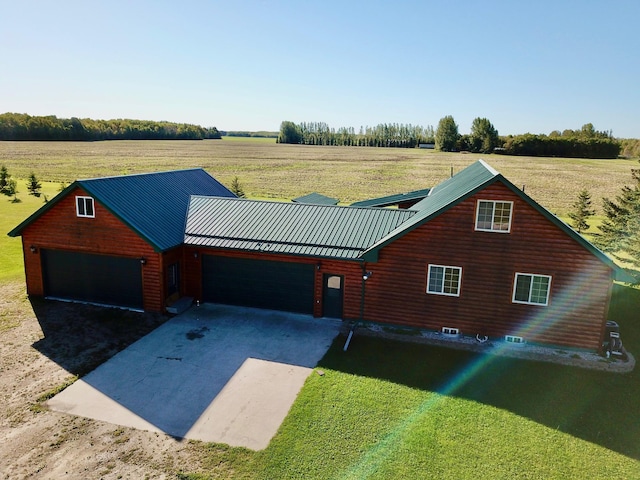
[207, 284, 640, 479]
[0, 180, 60, 282]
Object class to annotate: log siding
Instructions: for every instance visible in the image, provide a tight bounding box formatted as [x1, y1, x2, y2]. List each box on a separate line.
[20, 186, 164, 312]
[362, 182, 612, 351]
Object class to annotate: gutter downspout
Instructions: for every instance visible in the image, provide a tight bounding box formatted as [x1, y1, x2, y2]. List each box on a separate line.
[345, 263, 369, 352]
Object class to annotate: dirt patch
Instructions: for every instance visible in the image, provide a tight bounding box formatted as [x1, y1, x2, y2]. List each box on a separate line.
[0, 282, 219, 479]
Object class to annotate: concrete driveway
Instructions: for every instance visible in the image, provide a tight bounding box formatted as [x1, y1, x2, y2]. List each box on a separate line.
[47, 304, 342, 450]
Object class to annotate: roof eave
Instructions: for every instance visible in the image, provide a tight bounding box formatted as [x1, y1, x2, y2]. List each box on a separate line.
[360, 176, 500, 261]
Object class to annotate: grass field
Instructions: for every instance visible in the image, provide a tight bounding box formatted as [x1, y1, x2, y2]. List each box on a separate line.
[0, 139, 637, 213]
[1, 140, 640, 478]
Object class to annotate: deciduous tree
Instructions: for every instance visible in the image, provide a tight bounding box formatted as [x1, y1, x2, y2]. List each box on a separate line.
[469, 117, 500, 153]
[435, 115, 459, 152]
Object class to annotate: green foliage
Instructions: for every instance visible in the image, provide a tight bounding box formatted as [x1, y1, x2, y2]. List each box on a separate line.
[0, 165, 10, 195]
[568, 189, 595, 233]
[435, 115, 460, 152]
[27, 172, 42, 197]
[278, 121, 434, 147]
[469, 117, 500, 153]
[620, 138, 640, 158]
[0, 112, 218, 141]
[222, 130, 278, 138]
[500, 124, 620, 159]
[6, 178, 19, 202]
[277, 121, 302, 144]
[230, 176, 246, 198]
[596, 167, 640, 272]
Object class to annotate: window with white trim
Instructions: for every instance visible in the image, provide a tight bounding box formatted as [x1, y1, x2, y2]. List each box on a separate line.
[76, 196, 95, 218]
[427, 265, 462, 297]
[475, 200, 513, 233]
[512, 273, 551, 306]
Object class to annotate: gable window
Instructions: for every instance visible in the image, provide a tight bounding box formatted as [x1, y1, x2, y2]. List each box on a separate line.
[427, 264, 462, 297]
[475, 200, 513, 233]
[76, 196, 95, 218]
[513, 273, 551, 306]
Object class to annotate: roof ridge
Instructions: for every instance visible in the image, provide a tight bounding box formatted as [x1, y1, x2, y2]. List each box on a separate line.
[189, 195, 420, 214]
[79, 168, 205, 182]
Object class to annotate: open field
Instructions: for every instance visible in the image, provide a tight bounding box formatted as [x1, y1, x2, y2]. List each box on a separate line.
[0, 139, 637, 215]
[1, 139, 640, 478]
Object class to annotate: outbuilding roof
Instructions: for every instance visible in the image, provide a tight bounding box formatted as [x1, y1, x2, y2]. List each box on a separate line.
[184, 197, 416, 259]
[9, 168, 235, 252]
[292, 192, 339, 205]
[350, 187, 431, 208]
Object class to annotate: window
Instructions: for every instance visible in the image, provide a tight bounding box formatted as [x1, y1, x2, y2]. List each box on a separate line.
[505, 335, 525, 344]
[475, 200, 513, 232]
[427, 265, 462, 296]
[76, 196, 95, 218]
[513, 273, 551, 306]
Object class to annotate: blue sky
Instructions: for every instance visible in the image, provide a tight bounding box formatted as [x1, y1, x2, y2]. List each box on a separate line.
[2, 0, 639, 137]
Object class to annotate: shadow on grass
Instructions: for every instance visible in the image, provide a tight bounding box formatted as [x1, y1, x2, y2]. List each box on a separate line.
[318, 283, 640, 460]
[30, 297, 168, 377]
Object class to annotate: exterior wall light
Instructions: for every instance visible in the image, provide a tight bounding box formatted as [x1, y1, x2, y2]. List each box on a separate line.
[363, 271, 372, 281]
[140, 257, 147, 265]
[193, 251, 199, 259]
[29, 245, 38, 253]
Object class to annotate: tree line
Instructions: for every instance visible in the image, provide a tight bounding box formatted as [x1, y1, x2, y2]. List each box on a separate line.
[278, 121, 435, 148]
[0, 113, 221, 141]
[280, 117, 623, 159]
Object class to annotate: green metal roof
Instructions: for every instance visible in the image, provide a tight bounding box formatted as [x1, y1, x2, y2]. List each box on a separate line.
[185, 197, 416, 259]
[8, 169, 235, 252]
[361, 159, 632, 281]
[292, 192, 339, 205]
[350, 187, 431, 208]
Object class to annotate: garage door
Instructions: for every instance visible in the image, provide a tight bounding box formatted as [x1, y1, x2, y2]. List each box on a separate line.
[202, 256, 315, 314]
[41, 249, 143, 309]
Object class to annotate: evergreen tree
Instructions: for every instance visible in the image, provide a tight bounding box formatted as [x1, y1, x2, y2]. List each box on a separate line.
[568, 189, 595, 233]
[595, 168, 640, 271]
[435, 115, 459, 152]
[230, 176, 246, 198]
[0, 165, 10, 195]
[6, 178, 18, 202]
[27, 172, 42, 197]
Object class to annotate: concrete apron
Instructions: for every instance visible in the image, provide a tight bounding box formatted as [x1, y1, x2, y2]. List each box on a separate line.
[47, 304, 342, 450]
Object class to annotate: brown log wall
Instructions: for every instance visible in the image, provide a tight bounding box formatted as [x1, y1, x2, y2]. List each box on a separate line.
[363, 182, 613, 351]
[20, 187, 164, 312]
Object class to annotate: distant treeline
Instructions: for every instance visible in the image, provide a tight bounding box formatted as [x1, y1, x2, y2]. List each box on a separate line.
[221, 130, 278, 138]
[0, 113, 221, 141]
[620, 138, 640, 158]
[279, 119, 624, 159]
[498, 134, 620, 159]
[277, 121, 435, 147]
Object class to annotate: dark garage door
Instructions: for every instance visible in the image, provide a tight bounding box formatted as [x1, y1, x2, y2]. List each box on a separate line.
[202, 256, 315, 314]
[42, 249, 143, 309]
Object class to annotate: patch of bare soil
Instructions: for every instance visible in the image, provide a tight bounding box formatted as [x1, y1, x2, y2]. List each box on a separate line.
[0, 282, 214, 479]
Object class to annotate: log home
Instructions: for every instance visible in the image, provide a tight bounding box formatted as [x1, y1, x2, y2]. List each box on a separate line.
[9, 160, 629, 352]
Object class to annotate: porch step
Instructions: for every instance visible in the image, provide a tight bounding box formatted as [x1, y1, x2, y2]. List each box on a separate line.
[166, 296, 194, 315]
